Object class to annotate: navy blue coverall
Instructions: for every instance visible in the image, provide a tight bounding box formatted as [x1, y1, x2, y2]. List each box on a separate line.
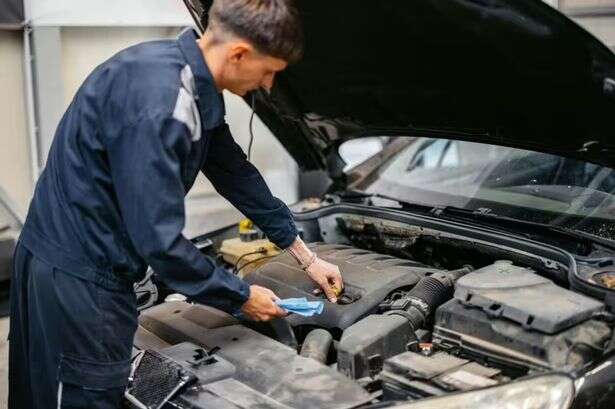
[9, 28, 298, 409]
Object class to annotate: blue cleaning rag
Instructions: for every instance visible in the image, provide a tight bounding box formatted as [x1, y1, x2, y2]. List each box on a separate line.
[277, 297, 324, 317]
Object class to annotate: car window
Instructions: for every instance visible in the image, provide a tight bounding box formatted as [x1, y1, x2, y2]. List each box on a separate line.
[408, 139, 449, 170]
[356, 137, 615, 241]
[440, 141, 459, 168]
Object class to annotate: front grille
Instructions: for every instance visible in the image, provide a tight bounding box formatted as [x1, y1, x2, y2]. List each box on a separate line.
[125, 350, 195, 409]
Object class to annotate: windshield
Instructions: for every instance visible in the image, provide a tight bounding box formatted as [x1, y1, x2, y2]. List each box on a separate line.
[348, 137, 615, 241]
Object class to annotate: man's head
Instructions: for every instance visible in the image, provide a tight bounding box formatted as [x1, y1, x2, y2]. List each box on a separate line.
[199, 0, 303, 96]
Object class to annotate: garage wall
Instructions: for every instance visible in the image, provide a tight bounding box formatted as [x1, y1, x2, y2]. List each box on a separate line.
[28, 0, 191, 26]
[543, 0, 615, 47]
[574, 16, 615, 47]
[0, 31, 32, 215]
[61, 27, 183, 100]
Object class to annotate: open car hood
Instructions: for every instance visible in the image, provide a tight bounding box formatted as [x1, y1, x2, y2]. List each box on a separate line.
[243, 0, 615, 174]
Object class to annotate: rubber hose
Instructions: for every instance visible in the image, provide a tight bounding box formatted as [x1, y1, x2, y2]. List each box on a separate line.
[300, 329, 333, 364]
[386, 266, 473, 330]
[406, 266, 473, 314]
[407, 276, 452, 313]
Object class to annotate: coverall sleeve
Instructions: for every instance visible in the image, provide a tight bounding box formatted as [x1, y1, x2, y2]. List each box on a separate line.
[202, 124, 299, 249]
[106, 112, 250, 315]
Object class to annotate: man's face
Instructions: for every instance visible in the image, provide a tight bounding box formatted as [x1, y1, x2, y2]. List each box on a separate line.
[223, 43, 288, 96]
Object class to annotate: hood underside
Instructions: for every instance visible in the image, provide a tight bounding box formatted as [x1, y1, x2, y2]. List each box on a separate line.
[248, 0, 615, 171]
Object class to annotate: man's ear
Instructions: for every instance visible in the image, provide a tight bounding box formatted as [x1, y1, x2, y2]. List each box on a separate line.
[228, 41, 253, 64]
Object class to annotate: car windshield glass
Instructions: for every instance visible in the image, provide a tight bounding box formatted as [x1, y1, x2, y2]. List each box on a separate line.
[348, 137, 615, 241]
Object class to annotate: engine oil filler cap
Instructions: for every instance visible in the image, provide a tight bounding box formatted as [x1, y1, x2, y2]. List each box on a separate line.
[594, 271, 615, 290]
[454, 261, 604, 334]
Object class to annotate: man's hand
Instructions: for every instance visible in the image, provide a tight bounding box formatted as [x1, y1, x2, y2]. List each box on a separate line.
[287, 236, 344, 303]
[241, 285, 288, 321]
[306, 257, 343, 303]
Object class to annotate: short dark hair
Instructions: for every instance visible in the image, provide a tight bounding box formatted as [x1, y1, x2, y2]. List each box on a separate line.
[206, 0, 304, 64]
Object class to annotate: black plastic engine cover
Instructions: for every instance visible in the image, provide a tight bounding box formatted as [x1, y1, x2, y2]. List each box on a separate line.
[454, 261, 604, 334]
[433, 299, 611, 371]
[136, 302, 373, 409]
[245, 244, 437, 330]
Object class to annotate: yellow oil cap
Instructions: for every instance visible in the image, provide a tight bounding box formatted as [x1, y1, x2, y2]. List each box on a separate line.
[239, 219, 254, 233]
[239, 219, 260, 242]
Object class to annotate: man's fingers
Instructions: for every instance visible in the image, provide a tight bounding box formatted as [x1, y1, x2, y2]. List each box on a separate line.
[331, 274, 344, 293]
[326, 268, 343, 295]
[255, 306, 287, 322]
[312, 274, 335, 302]
[303, 258, 343, 303]
[316, 278, 336, 301]
[266, 296, 285, 317]
[242, 285, 287, 322]
[333, 267, 344, 290]
[322, 283, 337, 303]
[274, 305, 288, 317]
[261, 307, 287, 321]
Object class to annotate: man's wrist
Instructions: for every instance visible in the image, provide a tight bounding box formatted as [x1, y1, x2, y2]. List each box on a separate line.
[287, 236, 316, 269]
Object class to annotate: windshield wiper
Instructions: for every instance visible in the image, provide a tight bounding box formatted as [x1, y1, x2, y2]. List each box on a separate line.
[338, 190, 615, 251]
[432, 206, 614, 249]
[336, 190, 435, 212]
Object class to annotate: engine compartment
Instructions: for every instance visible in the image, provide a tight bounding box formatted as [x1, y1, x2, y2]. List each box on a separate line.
[246, 243, 610, 377]
[133, 209, 615, 409]
[244, 243, 436, 331]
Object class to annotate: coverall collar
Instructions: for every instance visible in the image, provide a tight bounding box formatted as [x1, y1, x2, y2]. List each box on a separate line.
[177, 28, 226, 130]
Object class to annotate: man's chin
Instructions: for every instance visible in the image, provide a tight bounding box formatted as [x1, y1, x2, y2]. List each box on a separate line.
[228, 88, 249, 97]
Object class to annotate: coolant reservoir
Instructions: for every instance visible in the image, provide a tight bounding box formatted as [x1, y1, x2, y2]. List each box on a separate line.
[220, 219, 280, 277]
[219, 238, 279, 277]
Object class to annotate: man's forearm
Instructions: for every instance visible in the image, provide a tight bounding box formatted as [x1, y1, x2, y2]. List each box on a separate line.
[201, 124, 298, 249]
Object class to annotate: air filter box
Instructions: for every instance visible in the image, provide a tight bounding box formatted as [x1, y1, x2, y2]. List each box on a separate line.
[454, 260, 603, 334]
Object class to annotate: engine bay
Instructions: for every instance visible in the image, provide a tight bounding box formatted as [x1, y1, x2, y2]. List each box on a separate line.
[132, 209, 615, 409]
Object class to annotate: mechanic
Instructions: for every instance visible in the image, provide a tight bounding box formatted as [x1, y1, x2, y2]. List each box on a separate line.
[9, 0, 343, 408]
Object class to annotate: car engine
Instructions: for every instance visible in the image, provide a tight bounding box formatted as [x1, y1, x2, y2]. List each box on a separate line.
[131, 212, 615, 409]
[246, 243, 609, 377]
[245, 243, 442, 331]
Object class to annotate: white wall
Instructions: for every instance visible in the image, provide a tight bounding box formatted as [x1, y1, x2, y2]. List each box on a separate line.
[574, 16, 615, 47]
[0, 31, 32, 215]
[27, 0, 191, 26]
[61, 27, 184, 98]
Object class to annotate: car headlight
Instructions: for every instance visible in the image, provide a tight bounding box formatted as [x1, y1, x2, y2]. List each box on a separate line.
[392, 375, 574, 409]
